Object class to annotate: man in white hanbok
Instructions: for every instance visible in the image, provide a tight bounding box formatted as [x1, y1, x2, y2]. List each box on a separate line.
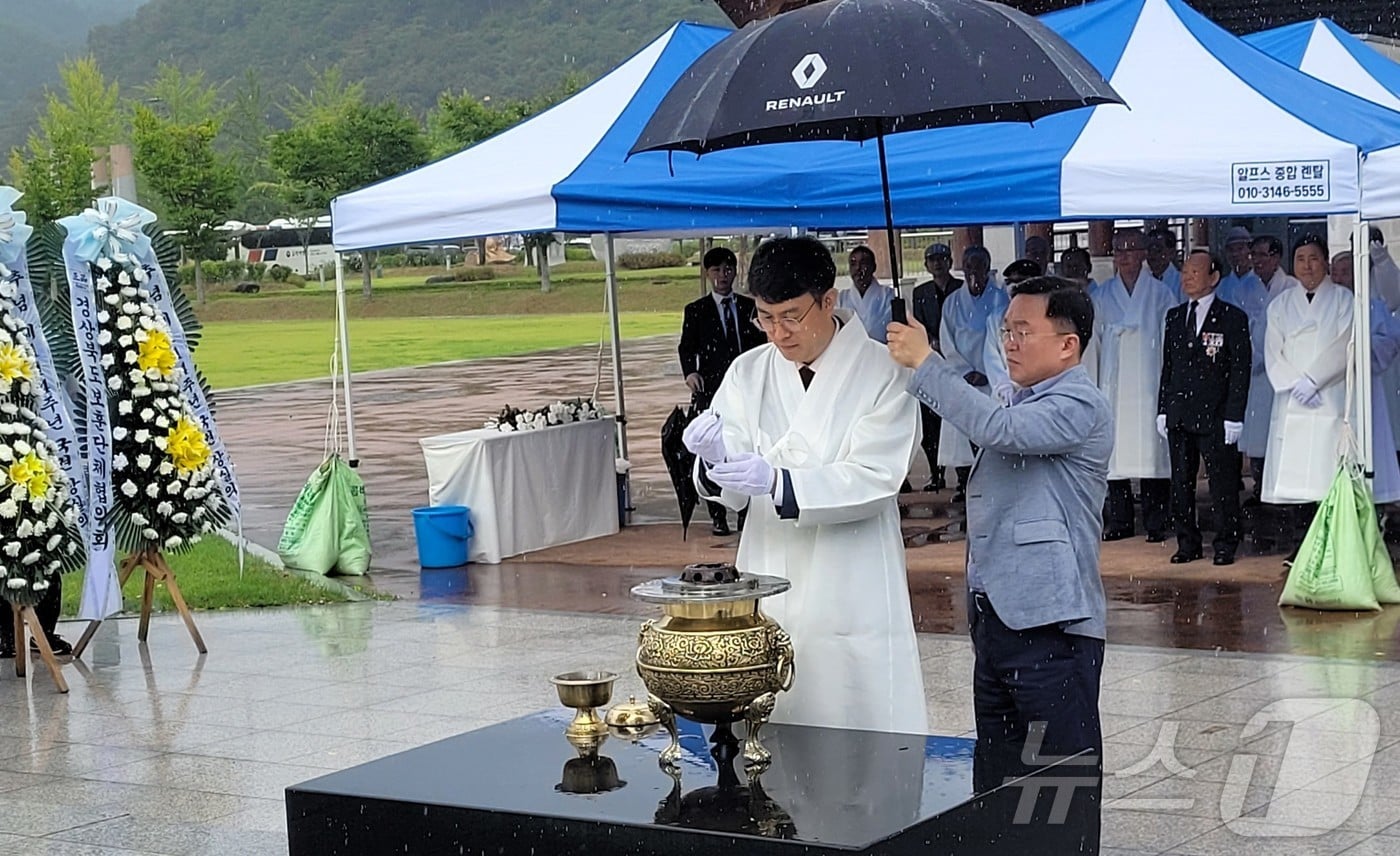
[1334, 251, 1400, 505]
[1224, 233, 1288, 504]
[1263, 236, 1354, 558]
[683, 236, 926, 734]
[837, 245, 895, 344]
[940, 247, 1008, 501]
[1091, 228, 1176, 541]
[1147, 227, 1183, 302]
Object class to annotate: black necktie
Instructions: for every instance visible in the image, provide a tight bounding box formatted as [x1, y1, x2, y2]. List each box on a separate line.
[1306, 292, 1315, 303]
[723, 296, 741, 352]
[799, 365, 815, 389]
[1187, 300, 1198, 336]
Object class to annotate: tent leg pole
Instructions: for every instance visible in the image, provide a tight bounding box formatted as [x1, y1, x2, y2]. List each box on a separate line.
[604, 234, 630, 525]
[1355, 216, 1374, 479]
[335, 254, 359, 465]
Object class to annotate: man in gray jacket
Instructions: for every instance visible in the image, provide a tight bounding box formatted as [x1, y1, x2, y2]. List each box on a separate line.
[888, 276, 1111, 844]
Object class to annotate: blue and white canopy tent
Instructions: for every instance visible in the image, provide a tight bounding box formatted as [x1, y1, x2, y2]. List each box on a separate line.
[330, 0, 1400, 472]
[1245, 18, 1400, 113]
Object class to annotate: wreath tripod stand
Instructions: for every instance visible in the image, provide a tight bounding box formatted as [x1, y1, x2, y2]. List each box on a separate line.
[10, 602, 68, 693]
[72, 550, 207, 659]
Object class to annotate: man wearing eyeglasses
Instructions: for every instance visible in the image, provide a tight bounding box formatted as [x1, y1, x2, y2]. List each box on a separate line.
[679, 246, 768, 536]
[680, 236, 926, 735]
[888, 277, 1110, 849]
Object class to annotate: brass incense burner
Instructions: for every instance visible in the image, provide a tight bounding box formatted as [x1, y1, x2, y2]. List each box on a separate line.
[631, 563, 794, 773]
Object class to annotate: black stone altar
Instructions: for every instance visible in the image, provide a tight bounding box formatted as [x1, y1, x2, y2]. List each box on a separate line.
[286, 710, 1099, 855]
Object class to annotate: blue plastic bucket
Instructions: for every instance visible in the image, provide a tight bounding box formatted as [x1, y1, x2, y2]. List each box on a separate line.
[412, 505, 473, 568]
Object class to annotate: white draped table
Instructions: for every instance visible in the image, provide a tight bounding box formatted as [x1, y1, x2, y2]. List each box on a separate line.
[418, 418, 619, 564]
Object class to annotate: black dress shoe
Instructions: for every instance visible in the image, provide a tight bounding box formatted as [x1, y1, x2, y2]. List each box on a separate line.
[1170, 549, 1203, 564]
[710, 521, 731, 537]
[1213, 553, 1235, 566]
[31, 635, 72, 657]
[1102, 528, 1134, 542]
[1145, 530, 1168, 543]
[951, 490, 966, 504]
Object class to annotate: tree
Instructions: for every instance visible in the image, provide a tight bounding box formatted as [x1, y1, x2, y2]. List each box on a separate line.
[221, 70, 279, 222]
[139, 63, 223, 125]
[7, 57, 123, 226]
[280, 65, 366, 126]
[268, 99, 429, 296]
[521, 231, 559, 293]
[427, 72, 586, 157]
[131, 106, 237, 305]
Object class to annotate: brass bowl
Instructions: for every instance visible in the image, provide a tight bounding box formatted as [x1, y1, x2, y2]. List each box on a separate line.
[551, 670, 617, 739]
[551, 670, 617, 709]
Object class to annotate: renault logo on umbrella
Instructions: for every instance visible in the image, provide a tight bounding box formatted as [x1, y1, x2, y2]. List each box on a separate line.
[791, 53, 828, 90]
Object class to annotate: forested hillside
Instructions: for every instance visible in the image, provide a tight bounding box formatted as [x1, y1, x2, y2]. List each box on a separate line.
[0, 0, 146, 152]
[89, 0, 729, 112]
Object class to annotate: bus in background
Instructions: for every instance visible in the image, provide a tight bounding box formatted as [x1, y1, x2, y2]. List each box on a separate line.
[224, 218, 337, 275]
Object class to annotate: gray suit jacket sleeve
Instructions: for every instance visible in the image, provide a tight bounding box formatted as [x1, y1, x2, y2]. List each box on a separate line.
[906, 353, 1089, 456]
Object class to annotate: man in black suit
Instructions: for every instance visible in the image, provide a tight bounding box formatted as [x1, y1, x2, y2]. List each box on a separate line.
[910, 243, 962, 490]
[679, 246, 767, 535]
[1156, 250, 1252, 566]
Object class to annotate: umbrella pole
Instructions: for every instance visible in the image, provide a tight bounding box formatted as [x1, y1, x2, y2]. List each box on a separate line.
[876, 126, 906, 323]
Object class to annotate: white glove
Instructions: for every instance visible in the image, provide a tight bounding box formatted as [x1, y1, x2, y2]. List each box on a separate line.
[993, 381, 1016, 405]
[1156, 414, 1168, 441]
[1290, 376, 1322, 408]
[1224, 420, 1242, 446]
[683, 410, 728, 464]
[705, 453, 775, 497]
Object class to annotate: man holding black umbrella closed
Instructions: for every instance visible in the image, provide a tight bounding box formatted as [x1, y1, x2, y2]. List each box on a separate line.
[678, 247, 767, 535]
[682, 236, 926, 735]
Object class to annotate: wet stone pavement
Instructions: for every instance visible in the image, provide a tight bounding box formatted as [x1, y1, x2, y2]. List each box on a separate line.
[6, 334, 1395, 854]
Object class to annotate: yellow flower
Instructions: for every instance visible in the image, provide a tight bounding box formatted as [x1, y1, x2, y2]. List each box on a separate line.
[166, 416, 211, 475]
[0, 343, 35, 384]
[137, 329, 178, 377]
[7, 452, 49, 500]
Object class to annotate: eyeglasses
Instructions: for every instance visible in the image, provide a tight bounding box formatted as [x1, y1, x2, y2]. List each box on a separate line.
[999, 328, 1073, 346]
[753, 296, 822, 333]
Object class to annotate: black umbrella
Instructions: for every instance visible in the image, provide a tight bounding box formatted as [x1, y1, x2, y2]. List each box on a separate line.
[630, 0, 1123, 318]
[661, 402, 702, 539]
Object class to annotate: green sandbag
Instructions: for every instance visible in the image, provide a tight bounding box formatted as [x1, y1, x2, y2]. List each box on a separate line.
[1280, 466, 1381, 612]
[277, 454, 372, 576]
[1353, 472, 1400, 604]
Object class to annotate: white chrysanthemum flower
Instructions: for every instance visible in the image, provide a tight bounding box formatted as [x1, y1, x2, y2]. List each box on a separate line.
[6, 578, 24, 589]
[98, 330, 112, 345]
[146, 483, 159, 498]
[118, 270, 131, 286]
[142, 528, 159, 539]
[113, 427, 128, 440]
[145, 368, 161, 381]
[134, 429, 149, 444]
[2, 542, 17, 557]
[116, 316, 133, 331]
[31, 495, 45, 512]
[139, 408, 154, 422]
[31, 521, 44, 537]
[16, 520, 32, 538]
[101, 354, 116, 369]
[156, 501, 173, 516]
[123, 302, 140, 314]
[103, 293, 120, 305]
[136, 454, 152, 469]
[32, 579, 48, 591]
[45, 534, 60, 551]
[164, 536, 183, 550]
[132, 266, 148, 283]
[155, 416, 170, 429]
[121, 481, 138, 497]
[19, 552, 37, 566]
[167, 482, 182, 495]
[0, 499, 16, 518]
[96, 257, 112, 271]
[172, 512, 188, 524]
[192, 507, 205, 520]
[63, 507, 76, 525]
[124, 351, 138, 365]
[118, 401, 133, 415]
[131, 512, 148, 525]
[128, 369, 144, 384]
[12, 439, 29, 456]
[0, 403, 14, 416]
[113, 453, 128, 470]
[153, 435, 165, 447]
[158, 461, 173, 476]
[119, 335, 134, 348]
[98, 311, 111, 323]
[108, 376, 122, 391]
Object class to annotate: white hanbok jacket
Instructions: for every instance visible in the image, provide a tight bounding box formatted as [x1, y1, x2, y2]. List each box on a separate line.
[1365, 296, 1400, 504]
[1090, 272, 1175, 479]
[1219, 270, 1279, 458]
[697, 310, 926, 734]
[1262, 280, 1354, 504]
[936, 282, 1007, 468]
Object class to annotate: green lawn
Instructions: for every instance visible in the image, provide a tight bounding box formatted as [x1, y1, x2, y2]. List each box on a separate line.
[59, 536, 359, 617]
[199, 311, 683, 389]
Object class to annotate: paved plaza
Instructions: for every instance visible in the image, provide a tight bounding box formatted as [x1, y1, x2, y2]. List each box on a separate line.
[1, 337, 1396, 854]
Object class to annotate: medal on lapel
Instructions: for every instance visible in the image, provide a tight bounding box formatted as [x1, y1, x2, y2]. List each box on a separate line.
[1202, 331, 1224, 360]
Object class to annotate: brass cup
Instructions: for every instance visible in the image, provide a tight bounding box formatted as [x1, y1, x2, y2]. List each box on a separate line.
[551, 670, 617, 739]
